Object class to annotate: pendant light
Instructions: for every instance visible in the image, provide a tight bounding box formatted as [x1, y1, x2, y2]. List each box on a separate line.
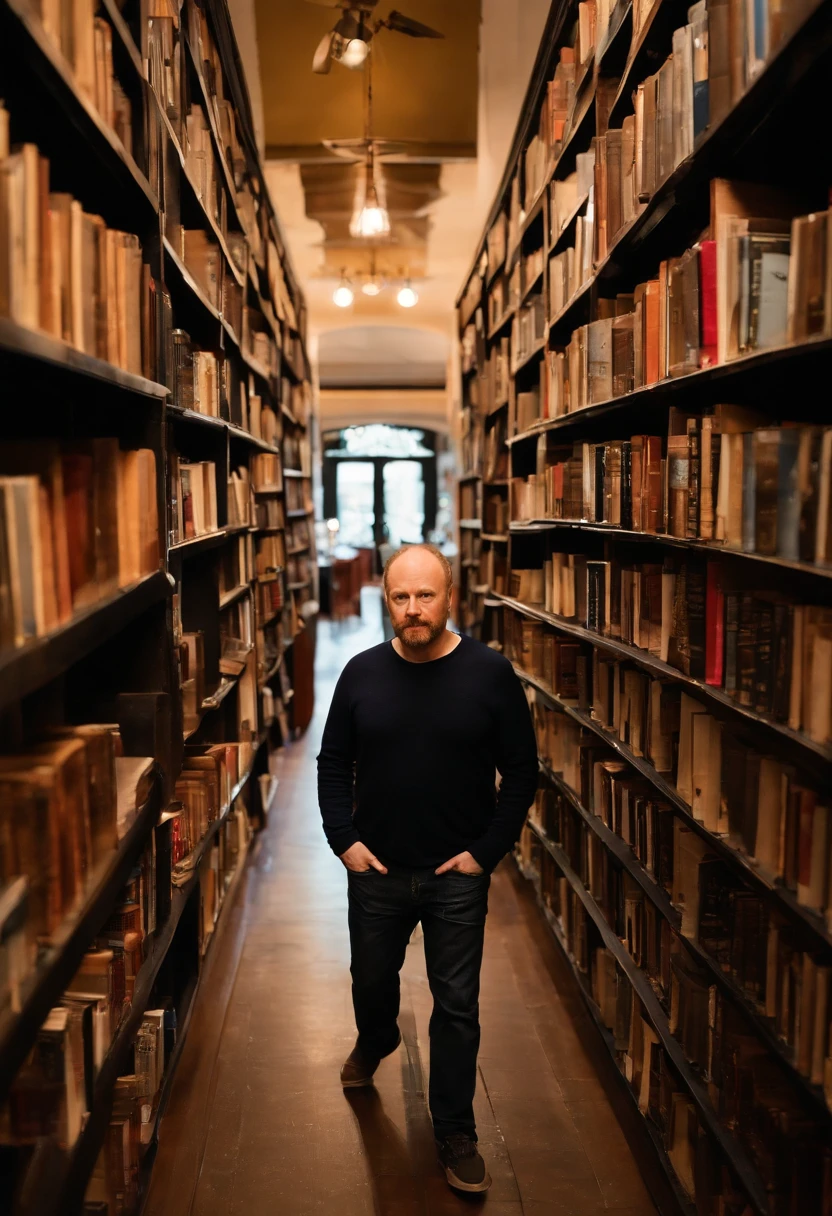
[349, 58, 390, 240]
[333, 272, 354, 308]
[397, 278, 418, 308]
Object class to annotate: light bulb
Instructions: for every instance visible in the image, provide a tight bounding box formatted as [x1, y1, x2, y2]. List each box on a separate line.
[350, 203, 390, 239]
[333, 279, 354, 308]
[362, 277, 383, 296]
[397, 282, 418, 308]
[340, 37, 370, 68]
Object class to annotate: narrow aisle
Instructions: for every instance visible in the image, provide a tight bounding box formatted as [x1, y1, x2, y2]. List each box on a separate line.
[145, 590, 660, 1216]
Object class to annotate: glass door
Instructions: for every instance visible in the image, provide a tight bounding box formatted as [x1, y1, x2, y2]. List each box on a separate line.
[383, 460, 425, 549]
[335, 461, 375, 547]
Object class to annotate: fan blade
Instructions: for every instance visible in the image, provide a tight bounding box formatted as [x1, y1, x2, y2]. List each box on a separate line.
[312, 30, 335, 73]
[385, 10, 443, 37]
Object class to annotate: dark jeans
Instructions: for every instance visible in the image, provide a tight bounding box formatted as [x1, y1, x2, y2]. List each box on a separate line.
[347, 863, 490, 1141]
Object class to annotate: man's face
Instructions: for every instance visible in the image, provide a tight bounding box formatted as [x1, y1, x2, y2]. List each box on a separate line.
[385, 550, 451, 648]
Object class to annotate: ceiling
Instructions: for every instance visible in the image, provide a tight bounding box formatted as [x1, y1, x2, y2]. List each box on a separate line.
[255, 1, 480, 160]
[238, 0, 550, 392]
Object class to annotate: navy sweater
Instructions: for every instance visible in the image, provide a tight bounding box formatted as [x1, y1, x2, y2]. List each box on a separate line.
[316, 636, 539, 873]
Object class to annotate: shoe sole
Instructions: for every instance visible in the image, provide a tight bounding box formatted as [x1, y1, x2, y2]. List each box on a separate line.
[444, 1166, 493, 1193]
[340, 1032, 403, 1088]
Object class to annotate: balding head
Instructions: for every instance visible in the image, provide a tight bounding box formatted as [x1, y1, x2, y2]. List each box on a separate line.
[383, 544, 453, 597]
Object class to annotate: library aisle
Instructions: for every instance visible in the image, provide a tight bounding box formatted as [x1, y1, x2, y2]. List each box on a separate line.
[144, 589, 659, 1216]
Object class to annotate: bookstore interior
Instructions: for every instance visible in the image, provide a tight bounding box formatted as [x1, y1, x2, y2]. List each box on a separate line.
[1, 0, 832, 1212]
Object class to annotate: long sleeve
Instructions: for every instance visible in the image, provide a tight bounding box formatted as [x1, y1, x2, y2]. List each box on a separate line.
[467, 663, 538, 873]
[317, 665, 361, 857]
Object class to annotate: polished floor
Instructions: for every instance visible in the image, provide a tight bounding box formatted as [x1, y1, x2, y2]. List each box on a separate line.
[144, 591, 661, 1216]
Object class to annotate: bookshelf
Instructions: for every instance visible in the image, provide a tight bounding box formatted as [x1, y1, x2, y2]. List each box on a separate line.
[456, 0, 832, 1211]
[0, 0, 316, 1210]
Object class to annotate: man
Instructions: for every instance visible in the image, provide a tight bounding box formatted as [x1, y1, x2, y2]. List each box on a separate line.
[317, 543, 538, 1193]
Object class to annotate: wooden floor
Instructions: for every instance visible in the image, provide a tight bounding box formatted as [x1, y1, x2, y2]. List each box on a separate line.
[144, 591, 662, 1216]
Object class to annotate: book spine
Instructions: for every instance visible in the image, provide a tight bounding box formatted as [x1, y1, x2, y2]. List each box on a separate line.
[705, 561, 724, 686]
[698, 240, 717, 367]
[736, 594, 756, 707]
[687, 562, 706, 681]
[742, 432, 756, 554]
[776, 430, 801, 562]
[724, 593, 739, 695]
[687, 420, 700, 539]
[621, 441, 632, 531]
[753, 602, 775, 715]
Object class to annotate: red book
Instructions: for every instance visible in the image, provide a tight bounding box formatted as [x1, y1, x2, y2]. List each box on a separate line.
[705, 560, 724, 686]
[698, 240, 717, 367]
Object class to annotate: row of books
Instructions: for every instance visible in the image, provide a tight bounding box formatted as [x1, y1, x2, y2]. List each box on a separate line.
[548, 152, 594, 249]
[504, 608, 832, 921]
[5, 800, 250, 1195]
[0, 441, 159, 652]
[173, 225, 243, 337]
[522, 5, 596, 210]
[169, 455, 219, 545]
[524, 826, 832, 1211]
[512, 412, 832, 567]
[0, 738, 155, 1020]
[536, 195, 829, 424]
[520, 836, 751, 1212]
[36, 1, 134, 156]
[219, 533, 253, 601]
[531, 765, 829, 1103]
[0, 119, 144, 374]
[283, 432, 312, 475]
[519, 548, 832, 743]
[285, 477, 311, 516]
[534, 694, 832, 1012]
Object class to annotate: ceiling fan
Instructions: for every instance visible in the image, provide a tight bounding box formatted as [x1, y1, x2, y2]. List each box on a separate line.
[306, 1, 443, 75]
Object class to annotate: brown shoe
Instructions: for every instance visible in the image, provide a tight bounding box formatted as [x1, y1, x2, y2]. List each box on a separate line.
[340, 1030, 402, 1088]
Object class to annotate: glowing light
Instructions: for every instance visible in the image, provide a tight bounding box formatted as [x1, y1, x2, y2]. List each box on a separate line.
[333, 275, 354, 308]
[397, 281, 418, 308]
[340, 37, 370, 68]
[361, 277, 383, 296]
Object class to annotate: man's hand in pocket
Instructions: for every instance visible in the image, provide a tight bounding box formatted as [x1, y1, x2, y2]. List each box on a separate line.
[340, 842, 388, 874]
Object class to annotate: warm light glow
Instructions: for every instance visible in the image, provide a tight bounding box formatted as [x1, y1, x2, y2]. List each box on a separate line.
[326, 517, 340, 533]
[340, 37, 370, 68]
[361, 277, 383, 296]
[350, 202, 390, 239]
[397, 282, 418, 308]
[333, 277, 354, 308]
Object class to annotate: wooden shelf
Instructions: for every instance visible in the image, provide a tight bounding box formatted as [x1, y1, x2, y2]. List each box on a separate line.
[506, 336, 832, 445]
[168, 406, 280, 455]
[526, 819, 770, 1216]
[481, 532, 509, 543]
[518, 855, 697, 1216]
[0, 572, 170, 713]
[1, 0, 158, 216]
[0, 782, 161, 1101]
[513, 662, 832, 949]
[286, 507, 310, 519]
[282, 468, 307, 479]
[459, 518, 483, 529]
[536, 760, 832, 1122]
[45, 762, 257, 1215]
[497, 591, 832, 766]
[509, 518, 832, 581]
[0, 318, 169, 398]
[169, 529, 234, 556]
[219, 584, 251, 610]
[511, 335, 548, 376]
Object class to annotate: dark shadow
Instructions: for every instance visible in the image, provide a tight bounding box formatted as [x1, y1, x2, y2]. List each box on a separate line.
[344, 1008, 488, 1214]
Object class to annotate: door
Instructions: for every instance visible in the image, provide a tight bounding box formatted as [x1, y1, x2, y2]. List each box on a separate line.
[335, 461, 375, 548]
[383, 460, 425, 549]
